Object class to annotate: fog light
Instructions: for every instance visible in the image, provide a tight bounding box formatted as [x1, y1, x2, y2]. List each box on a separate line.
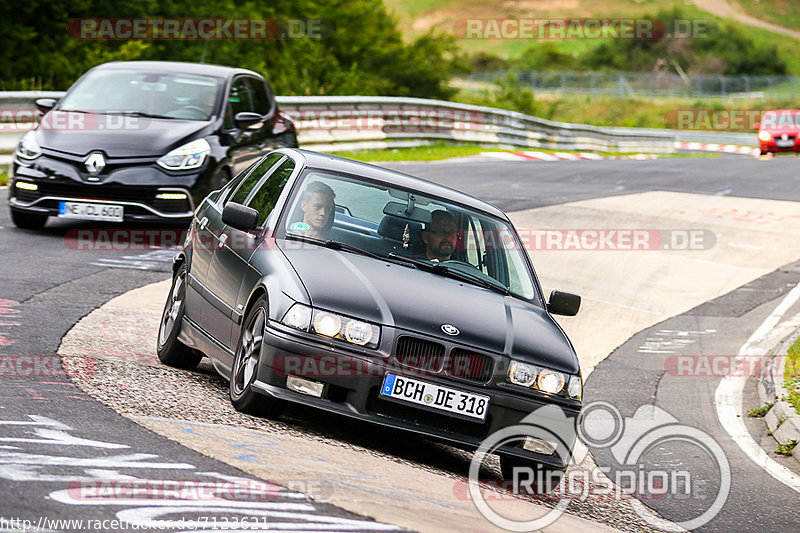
[15, 181, 38, 191]
[758, 130, 771, 142]
[523, 437, 557, 455]
[156, 192, 188, 200]
[286, 375, 324, 398]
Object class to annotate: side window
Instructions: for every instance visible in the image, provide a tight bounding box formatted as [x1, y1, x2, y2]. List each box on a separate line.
[227, 153, 284, 205]
[247, 159, 296, 227]
[247, 78, 271, 116]
[223, 77, 254, 128]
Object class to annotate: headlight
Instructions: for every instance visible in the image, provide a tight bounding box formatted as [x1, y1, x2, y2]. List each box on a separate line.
[15, 131, 42, 160]
[567, 374, 582, 400]
[507, 360, 572, 397]
[281, 303, 312, 331]
[157, 138, 210, 170]
[758, 130, 772, 142]
[280, 304, 380, 349]
[508, 361, 536, 387]
[538, 369, 565, 394]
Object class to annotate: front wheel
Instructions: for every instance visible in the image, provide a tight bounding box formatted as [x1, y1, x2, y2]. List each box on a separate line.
[10, 209, 48, 230]
[230, 296, 284, 417]
[157, 264, 203, 369]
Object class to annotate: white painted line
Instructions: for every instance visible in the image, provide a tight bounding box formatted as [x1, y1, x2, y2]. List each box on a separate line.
[715, 281, 800, 492]
[577, 152, 604, 160]
[521, 151, 561, 161]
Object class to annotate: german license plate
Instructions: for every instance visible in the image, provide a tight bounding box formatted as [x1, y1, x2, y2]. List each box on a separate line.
[59, 201, 123, 222]
[380, 373, 489, 421]
[775, 139, 794, 147]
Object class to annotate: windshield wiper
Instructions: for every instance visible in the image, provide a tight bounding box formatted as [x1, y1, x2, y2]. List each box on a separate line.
[387, 253, 510, 295]
[284, 233, 384, 260]
[101, 111, 178, 119]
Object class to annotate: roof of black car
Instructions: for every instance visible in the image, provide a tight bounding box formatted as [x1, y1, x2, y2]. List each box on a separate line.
[93, 61, 257, 79]
[293, 149, 508, 221]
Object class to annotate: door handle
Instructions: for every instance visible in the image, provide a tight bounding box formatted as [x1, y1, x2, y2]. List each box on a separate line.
[199, 216, 208, 230]
[218, 233, 228, 249]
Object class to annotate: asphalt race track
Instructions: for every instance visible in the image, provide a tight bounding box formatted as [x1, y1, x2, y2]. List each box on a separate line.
[1, 154, 799, 532]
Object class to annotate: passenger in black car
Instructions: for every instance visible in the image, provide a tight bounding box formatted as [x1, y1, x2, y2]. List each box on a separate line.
[299, 181, 336, 240]
[420, 210, 457, 261]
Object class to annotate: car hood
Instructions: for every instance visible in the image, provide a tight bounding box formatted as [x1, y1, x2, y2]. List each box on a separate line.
[279, 245, 578, 373]
[35, 111, 212, 157]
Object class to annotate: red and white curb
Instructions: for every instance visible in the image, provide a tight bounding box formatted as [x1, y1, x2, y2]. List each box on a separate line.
[675, 141, 760, 156]
[480, 151, 657, 161]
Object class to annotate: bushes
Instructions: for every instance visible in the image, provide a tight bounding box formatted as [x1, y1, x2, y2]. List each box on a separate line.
[0, 0, 462, 98]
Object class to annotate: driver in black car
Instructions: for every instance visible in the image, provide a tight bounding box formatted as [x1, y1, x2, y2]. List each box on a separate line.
[420, 210, 458, 262]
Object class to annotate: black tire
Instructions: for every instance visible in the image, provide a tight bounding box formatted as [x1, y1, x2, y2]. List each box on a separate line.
[156, 264, 203, 369]
[10, 209, 48, 230]
[499, 455, 566, 494]
[230, 296, 284, 417]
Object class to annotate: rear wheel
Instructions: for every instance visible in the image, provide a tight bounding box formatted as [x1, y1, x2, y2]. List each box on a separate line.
[230, 296, 284, 417]
[157, 264, 202, 369]
[10, 209, 48, 230]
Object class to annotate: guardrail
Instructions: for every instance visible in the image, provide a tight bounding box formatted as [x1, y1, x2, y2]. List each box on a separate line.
[0, 92, 758, 166]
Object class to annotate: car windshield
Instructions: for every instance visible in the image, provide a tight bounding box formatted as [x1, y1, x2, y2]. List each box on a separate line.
[57, 68, 223, 121]
[281, 169, 539, 301]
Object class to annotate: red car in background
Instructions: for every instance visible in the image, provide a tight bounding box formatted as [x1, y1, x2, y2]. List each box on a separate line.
[758, 109, 800, 155]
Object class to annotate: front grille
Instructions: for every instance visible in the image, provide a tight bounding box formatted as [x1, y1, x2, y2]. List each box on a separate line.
[37, 182, 157, 204]
[446, 348, 494, 384]
[394, 336, 445, 373]
[366, 388, 489, 438]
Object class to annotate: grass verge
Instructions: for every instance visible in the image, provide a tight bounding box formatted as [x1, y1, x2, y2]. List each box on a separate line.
[330, 143, 495, 162]
[0, 171, 8, 186]
[327, 143, 719, 163]
[785, 335, 800, 414]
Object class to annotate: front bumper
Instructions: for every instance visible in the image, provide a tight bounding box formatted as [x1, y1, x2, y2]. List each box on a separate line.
[10, 155, 203, 222]
[252, 322, 581, 469]
[759, 138, 799, 154]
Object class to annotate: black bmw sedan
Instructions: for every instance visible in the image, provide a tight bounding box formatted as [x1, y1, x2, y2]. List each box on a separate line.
[8, 61, 297, 229]
[157, 148, 583, 475]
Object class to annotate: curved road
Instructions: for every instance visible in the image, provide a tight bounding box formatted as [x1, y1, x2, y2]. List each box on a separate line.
[1, 154, 799, 531]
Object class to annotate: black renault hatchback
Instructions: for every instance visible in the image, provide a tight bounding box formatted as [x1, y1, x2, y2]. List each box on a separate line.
[8, 61, 297, 229]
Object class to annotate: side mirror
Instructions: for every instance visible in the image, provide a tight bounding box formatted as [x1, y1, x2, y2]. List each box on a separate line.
[754, 122, 761, 130]
[35, 98, 57, 113]
[234, 111, 263, 130]
[547, 290, 581, 316]
[222, 202, 259, 231]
